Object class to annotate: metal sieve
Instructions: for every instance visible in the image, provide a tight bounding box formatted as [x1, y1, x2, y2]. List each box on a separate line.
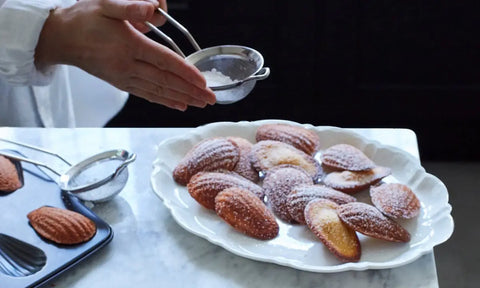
[145, 8, 270, 104]
[0, 139, 136, 203]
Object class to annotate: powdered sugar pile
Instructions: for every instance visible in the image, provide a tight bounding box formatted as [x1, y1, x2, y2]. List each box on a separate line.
[201, 68, 236, 87]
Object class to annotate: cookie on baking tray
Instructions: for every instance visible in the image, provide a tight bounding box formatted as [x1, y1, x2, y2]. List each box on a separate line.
[305, 199, 361, 262]
[215, 187, 279, 240]
[0, 155, 23, 193]
[27, 206, 97, 245]
[255, 123, 320, 155]
[173, 137, 240, 186]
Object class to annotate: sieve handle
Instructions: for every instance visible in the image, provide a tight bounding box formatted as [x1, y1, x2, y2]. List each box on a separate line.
[243, 67, 270, 83]
[144, 7, 201, 58]
[0, 138, 71, 166]
[113, 153, 137, 178]
[156, 8, 201, 52]
[144, 22, 186, 58]
[0, 151, 61, 176]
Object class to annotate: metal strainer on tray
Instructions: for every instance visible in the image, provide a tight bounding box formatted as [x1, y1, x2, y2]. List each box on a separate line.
[145, 8, 270, 104]
[0, 138, 136, 203]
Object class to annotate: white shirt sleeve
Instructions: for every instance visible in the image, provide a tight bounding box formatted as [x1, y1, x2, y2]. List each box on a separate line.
[0, 0, 75, 86]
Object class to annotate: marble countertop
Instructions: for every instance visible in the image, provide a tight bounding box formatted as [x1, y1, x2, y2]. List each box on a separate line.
[0, 127, 439, 288]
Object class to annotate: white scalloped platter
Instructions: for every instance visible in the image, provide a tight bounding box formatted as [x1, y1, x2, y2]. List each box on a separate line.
[150, 120, 454, 272]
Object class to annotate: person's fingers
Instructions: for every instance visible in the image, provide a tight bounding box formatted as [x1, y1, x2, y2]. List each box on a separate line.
[133, 40, 217, 104]
[127, 85, 188, 111]
[151, 0, 167, 26]
[132, 60, 215, 103]
[128, 0, 165, 32]
[145, 12, 166, 27]
[158, 0, 167, 12]
[130, 22, 150, 33]
[101, 0, 156, 22]
[129, 11, 165, 33]
[127, 78, 207, 109]
[134, 39, 212, 90]
[127, 77, 209, 108]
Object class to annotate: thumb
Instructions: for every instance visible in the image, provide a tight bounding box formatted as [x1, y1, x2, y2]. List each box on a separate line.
[101, 0, 157, 22]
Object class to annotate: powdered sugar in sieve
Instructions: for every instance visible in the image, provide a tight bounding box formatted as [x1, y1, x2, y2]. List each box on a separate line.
[201, 68, 237, 87]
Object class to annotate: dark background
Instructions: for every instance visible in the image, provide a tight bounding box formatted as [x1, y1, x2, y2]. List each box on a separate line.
[107, 0, 480, 161]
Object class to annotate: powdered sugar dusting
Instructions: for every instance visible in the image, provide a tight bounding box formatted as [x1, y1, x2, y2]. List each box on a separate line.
[262, 165, 313, 222]
[172, 127, 424, 262]
[370, 183, 420, 219]
[255, 124, 320, 155]
[321, 144, 376, 171]
[173, 137, 240, 185]
[323, 166, 391, 194]
[187, 171, 263, 210]
[251, 140, 320, 179]
[227, 137, 259, 183]
[337, 202, 410, 242]
[304, 199, 361, 262]
[287, 184, 357, 224]
[215, 187, 278, 240]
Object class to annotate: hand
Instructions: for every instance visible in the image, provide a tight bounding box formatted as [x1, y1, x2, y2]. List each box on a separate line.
[35, 0, 216, 111]
[128, 0, 167, 33]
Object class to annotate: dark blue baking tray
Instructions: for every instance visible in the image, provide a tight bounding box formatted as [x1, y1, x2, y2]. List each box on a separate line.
[0, 150, 113, 288]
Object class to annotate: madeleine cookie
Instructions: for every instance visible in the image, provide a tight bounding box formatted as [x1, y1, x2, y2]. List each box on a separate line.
[320, 144, 376, 171]
[227, 137, 259, 183]
[255, 123, 320, 155]
[263, 165, 314, 222]
[323, 166, 391, 194]
[287, 184, 356, 224]
[27, 206, 96, 245]
[0, 155, 23, 193]
[337, 202, 410, 242]
[250, 140, 321, 180]
[370, 183, 420, 219]
[187, 171, 264, 210]
[173, 137, 240, 186]
[215, 187, 279, 240]
[305, 199, 361, 262]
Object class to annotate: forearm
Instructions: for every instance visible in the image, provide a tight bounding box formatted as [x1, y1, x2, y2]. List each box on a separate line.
[0, 0, 76, 85]
[35, 0, 166, 71]
[3, 0, 216, 110]
[34, 6, 75, 71]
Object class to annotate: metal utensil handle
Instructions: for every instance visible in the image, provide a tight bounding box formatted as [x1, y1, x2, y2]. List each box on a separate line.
[156, 8, 201, 52]
[114, 153, 137, 178]
[0, 138, 71, 166]
[144, 22, 186, 58]
[243, 67, 270, 83]
[208, 67, 271, 92]
[0, 151, 61, 176]
[145, 7, 201, 58]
